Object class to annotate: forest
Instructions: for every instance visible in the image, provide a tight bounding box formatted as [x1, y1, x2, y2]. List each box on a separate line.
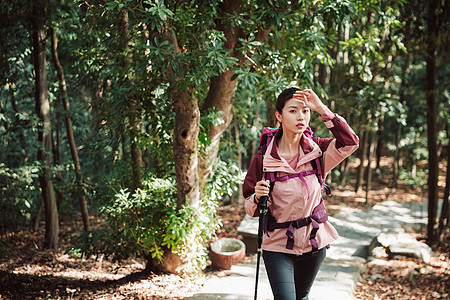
[0, 0, 449, 298]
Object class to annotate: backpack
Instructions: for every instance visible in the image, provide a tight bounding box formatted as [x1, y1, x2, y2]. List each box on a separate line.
[257, 126, 330, 254]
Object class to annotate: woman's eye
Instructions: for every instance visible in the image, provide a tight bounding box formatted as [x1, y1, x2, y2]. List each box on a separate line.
[290, 110, 296, 113]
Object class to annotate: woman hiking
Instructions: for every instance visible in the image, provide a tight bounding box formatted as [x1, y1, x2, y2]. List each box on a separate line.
[243, 87, 359, 300]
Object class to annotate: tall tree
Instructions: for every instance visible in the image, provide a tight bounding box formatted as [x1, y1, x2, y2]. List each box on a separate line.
[355, 130, 368, 193]
[438, 125, 449, 240]
[118, 10, 143, 191]
[163, 24, 201, 208]
[50, 28, 90, 232]
[159, 0, 286, 207]
[425, 0, 439, 243]
[156, 0, 246, 208]
[32, 0, 59, 249]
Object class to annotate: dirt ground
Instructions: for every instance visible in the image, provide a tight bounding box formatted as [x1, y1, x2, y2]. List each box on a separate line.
[354, 240, 449, 299]
[0, 163, 448, 299]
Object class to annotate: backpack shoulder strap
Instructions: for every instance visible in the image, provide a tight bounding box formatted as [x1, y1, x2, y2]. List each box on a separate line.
[310, 136, 332, 196]
[258, 127, 278, 194]
[258, 127, 278, 156]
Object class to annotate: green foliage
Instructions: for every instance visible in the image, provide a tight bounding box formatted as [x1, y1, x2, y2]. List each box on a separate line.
[398, 167, 427, 188]
[199, 107, 224, 150]
[205, 159, 244, 202]
[0, 163, 39, 232]
[76, 176, 221, 274]
[143, 0, 174, 32]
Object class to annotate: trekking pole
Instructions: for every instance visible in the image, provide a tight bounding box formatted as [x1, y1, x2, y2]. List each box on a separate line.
[254, 195, 268, 300]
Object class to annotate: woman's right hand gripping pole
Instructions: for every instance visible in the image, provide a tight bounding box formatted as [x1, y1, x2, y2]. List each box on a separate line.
[255, 179, 270, 203]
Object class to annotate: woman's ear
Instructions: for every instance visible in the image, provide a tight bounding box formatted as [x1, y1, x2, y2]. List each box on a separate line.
[275, 111, 282, 124]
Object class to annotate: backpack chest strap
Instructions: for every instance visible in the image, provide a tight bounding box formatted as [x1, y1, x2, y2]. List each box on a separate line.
[266, 169, 318, 199]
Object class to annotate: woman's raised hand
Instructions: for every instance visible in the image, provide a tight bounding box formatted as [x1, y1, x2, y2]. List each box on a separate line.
[293, 89, 327, 115]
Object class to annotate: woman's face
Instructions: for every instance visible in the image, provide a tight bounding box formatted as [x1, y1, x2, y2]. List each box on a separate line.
[275, 97, 311, 135]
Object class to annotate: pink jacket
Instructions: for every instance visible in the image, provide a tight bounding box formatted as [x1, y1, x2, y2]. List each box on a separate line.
[243, 109, 359, 255]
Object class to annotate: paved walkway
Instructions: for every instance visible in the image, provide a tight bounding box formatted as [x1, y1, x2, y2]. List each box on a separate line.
[186, 200, 426, 300]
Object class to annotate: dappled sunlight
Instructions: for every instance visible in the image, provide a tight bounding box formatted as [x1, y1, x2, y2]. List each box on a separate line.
[0, 220, 204, 299]
[9, 252, 145, 281]
[355, 247, 450, 299]
[114, 274, 205, 299]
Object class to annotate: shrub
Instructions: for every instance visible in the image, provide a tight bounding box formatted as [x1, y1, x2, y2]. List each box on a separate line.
[76, 176, 221, 274]
[0, 163, 39, 232]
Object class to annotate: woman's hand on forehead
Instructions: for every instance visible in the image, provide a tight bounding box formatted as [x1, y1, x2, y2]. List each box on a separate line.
[292, 89, 327, 114]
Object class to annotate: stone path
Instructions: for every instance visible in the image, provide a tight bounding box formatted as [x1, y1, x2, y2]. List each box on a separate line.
[186, 200, 427, 300]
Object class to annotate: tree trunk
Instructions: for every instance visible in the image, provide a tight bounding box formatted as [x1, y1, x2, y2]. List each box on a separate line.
[365, 132, 376, 203]
[51, 108, 64, 210]
[355, 129, 368, 193]
[392, 46, 411, 188]
[32, 200, 44, 232]
[234, 119, 243, 203]
[343, 23, 350, 65]
[318, 63, 329, 88]
[438, 126, 449, 241]
[439, 137, 450, 242]
[50, 28, 90, 231]
[32, 0, 59, 249]
[89, 77, 105, 176]
[426, 0, 439, 243]
[199, 73, 239, 190]
[172, 87, 200, 209]
[392, 125, 402, 188]
[161, 26, 201, 209]
[375, 112, 384, 169]
[338, 159, 348, 186]
[118, 11, 143, 191]
[266, 91, 277, 128]
[246, 102, 260, 170]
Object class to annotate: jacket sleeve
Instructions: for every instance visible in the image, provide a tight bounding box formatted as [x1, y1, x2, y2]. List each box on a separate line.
[243, 150, 264, 217]
[317, 108, 359, 174]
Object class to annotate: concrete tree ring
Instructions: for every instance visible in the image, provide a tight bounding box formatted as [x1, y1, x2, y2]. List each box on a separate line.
[209, 238, 246, 270]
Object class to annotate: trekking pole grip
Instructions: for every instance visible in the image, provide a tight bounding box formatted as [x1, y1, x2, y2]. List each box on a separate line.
[256, 195, 268, 248]
[258, 195, 268, 210]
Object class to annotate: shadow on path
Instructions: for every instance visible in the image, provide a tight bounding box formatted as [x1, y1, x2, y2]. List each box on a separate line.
[0, 269, 151, 299]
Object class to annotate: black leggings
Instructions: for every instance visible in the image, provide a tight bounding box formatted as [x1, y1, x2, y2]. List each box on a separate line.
[262, 247, 326, 300]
